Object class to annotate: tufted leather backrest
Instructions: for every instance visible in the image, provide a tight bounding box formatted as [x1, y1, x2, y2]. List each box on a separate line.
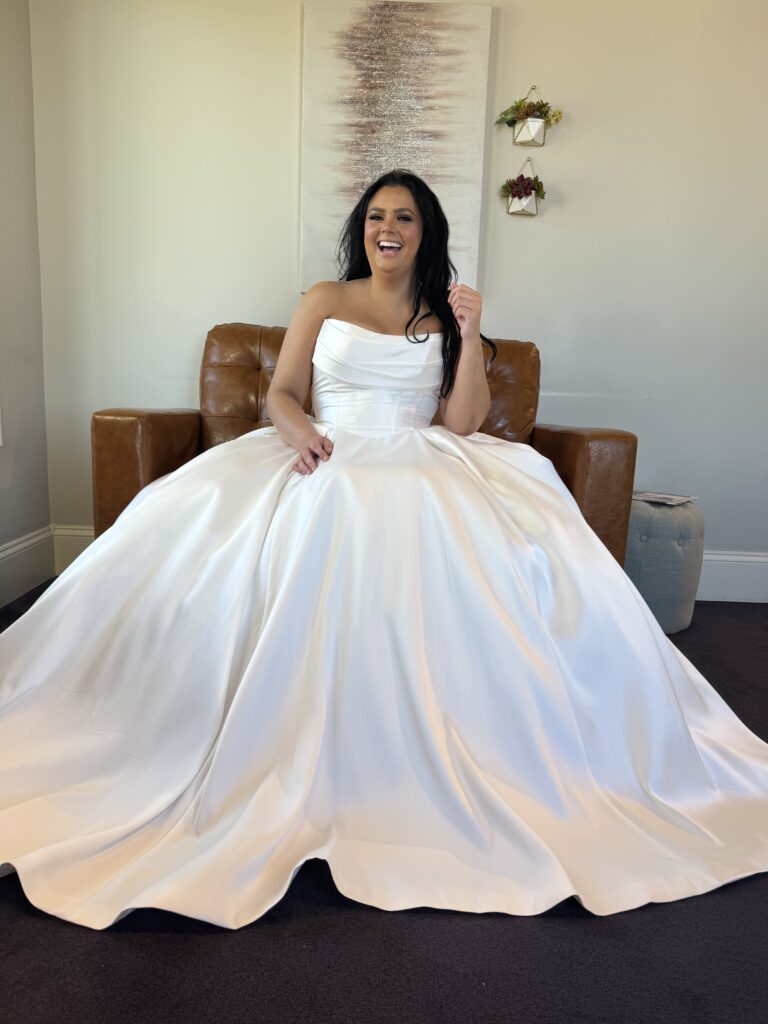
[480, 338, 540, 442]
[200, 323, 540, 450]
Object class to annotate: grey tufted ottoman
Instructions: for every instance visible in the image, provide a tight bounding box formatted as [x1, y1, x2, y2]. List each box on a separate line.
[623, 497, 705, 634]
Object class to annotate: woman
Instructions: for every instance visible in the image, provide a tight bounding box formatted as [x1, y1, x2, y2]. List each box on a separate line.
[269, 169, 492, 474]
[1, 170, 767, 929]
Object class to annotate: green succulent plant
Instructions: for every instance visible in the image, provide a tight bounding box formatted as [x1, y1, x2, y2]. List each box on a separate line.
[496, 95, 563, 128]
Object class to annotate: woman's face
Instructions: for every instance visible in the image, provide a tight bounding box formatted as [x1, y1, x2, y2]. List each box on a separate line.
[363, 185, 423, 277]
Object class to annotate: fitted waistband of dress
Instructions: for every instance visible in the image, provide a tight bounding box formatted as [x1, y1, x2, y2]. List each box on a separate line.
[312, 391, 437, 432]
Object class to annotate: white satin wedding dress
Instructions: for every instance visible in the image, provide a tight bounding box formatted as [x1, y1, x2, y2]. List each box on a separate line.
[2, 317, 767, 929]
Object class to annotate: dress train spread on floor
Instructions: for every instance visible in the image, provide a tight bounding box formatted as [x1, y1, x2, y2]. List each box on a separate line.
[1, 317, 767, 928]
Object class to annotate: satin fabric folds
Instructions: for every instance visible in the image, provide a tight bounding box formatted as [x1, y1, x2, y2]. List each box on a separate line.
[1, 317, 767, 929]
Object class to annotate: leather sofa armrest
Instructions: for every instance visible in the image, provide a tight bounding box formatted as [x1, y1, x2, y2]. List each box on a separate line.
[91, 409, 201, 537]
[530, 423, 638, 564]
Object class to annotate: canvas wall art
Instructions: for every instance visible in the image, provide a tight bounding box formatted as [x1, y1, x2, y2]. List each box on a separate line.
[300, 0, 492, 291]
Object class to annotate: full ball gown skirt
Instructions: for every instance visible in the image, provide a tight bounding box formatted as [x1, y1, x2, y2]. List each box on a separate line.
[1, 318, 767, 929]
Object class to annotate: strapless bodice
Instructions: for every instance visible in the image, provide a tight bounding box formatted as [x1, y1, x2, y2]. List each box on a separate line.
[310, 318, 443, 433]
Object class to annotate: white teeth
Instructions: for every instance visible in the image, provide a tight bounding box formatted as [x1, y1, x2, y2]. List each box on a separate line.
[379, 241, 402, 250]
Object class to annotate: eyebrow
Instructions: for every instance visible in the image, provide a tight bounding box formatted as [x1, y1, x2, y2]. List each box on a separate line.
[367, 206, 415, 214]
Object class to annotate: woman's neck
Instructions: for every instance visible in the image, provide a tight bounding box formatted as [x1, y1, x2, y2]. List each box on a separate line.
[365, 272, 416, 313]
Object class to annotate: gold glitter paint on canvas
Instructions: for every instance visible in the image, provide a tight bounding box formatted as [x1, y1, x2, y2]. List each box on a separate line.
[300, 0, 492, 290]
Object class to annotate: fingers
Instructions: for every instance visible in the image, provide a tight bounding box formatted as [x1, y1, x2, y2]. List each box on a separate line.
[291, 434, 334, 475]
[448, 284, 481, 304]
[448, 282, 482, 320]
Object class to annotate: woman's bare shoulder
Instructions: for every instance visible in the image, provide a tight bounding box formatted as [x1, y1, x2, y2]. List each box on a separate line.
[301, 280, 343, 312]
[301, 279, 370, 319]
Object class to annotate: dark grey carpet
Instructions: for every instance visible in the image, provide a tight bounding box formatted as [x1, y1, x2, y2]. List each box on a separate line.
[1, 582, 766, 1024]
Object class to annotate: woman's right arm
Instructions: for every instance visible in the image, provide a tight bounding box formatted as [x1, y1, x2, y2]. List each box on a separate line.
[266, 282, 337, 475]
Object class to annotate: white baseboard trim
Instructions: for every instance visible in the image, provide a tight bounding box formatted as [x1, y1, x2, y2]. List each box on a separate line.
[53, 524, 95, 575]
[0, 525, 55, 606]
[697, 550, 768, 602]
[0, 524, 96, 605]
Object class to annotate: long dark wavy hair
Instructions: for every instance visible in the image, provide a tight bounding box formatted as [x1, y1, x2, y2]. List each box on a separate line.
[335, 169, 497, 399]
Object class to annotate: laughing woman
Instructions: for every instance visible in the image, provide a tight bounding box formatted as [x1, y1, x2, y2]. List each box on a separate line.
[2, 169, 768, 929]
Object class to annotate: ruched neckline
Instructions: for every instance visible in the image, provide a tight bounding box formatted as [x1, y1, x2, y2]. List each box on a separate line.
[325, 317, 443, 340]
[311, 315, 443, 433]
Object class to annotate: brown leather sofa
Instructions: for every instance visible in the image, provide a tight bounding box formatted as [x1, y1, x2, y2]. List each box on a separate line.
[91, 323, 638, 563]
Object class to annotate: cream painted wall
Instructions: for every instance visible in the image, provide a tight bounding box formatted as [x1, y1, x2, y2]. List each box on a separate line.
[0, 0, 53, 601]
[29, 0, 303, 527]
[483, 0, 768, 559]
[28, 1, 768, 565]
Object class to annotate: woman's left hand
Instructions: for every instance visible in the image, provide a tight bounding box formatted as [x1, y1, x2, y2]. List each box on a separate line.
[448, 283, 482, 342]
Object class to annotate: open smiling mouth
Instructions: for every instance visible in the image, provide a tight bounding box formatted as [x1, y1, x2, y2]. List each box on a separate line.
[377, 241, 403, 253]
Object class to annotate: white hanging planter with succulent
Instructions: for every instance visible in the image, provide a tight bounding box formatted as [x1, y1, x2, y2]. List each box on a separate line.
[500, 157, 546, 216]
[496, 85, 563, 147]
[513, 116, 547, 147]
